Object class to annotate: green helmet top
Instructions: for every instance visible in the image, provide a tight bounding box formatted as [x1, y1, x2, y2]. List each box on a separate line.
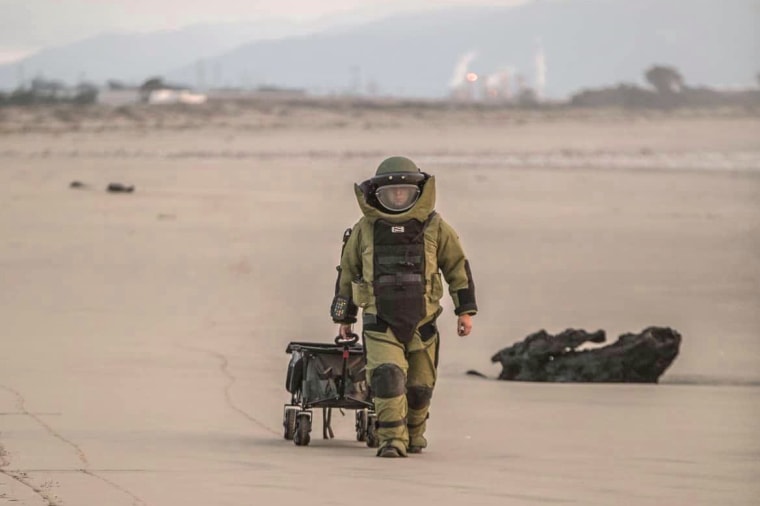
[375, 156, 420, 176]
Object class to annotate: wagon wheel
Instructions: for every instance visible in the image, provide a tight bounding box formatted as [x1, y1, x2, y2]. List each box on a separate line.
[294, 413, 312, 446]
[283, 408, 297, 440]
[365, 413, 379, 448]
[355, 409, 368, 442]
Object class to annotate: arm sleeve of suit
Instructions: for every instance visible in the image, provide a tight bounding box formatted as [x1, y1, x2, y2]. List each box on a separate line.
[437, 219, 478, 316]
[330, 223, 362, 323]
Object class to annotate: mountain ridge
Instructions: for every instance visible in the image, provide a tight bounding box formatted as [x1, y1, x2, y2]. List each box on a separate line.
[1, 0, 756, 98]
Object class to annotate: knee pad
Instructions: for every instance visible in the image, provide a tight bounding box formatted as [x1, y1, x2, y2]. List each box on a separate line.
[406, 385, 433, 409]
[370, 364, 406, 398]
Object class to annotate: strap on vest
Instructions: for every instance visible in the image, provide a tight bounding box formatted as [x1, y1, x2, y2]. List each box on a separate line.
[374, 273, 424, 286]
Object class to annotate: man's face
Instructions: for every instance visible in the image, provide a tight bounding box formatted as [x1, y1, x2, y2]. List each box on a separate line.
[376, 184, 420, 212]
[390, 186, 416, 205]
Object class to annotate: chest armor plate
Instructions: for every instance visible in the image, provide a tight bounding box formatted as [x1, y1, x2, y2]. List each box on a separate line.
[372, 219, 427, 343]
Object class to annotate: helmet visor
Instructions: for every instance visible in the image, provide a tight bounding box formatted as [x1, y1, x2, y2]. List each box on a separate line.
[375, 184, 420, 212]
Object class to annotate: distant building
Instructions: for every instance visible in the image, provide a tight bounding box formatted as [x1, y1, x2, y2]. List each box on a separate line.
[147, 89, 207, 104]
[97, 89, 140, 106]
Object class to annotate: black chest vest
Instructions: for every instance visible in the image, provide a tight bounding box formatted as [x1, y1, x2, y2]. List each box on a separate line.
[372, 217, 430, 343]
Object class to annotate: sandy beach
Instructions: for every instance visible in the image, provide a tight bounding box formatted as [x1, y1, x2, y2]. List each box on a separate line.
[0, 103, 758, 505]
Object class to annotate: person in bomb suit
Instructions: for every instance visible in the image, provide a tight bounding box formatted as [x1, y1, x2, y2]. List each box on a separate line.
[330, 156, 477, 458]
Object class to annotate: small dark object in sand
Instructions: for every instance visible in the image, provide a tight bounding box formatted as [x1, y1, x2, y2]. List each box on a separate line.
[69, 180, 89, 189]
[107, 183, 135, 193]
[491, 327, 681, 383]
[466, 370, 489, 378]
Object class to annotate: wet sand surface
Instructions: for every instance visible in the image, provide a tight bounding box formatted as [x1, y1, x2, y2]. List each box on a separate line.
[1, 107, 759, 505]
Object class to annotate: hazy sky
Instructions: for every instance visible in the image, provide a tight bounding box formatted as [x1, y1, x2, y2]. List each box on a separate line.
[0, 0, 528, 62]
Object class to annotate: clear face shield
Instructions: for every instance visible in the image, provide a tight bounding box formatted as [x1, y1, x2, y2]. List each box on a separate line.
[375, 184, 421, 212]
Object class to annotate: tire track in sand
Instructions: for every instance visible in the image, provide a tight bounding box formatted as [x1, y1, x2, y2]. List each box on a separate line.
[0, 441, 9, 467]
[0, 386, 88, 467]
[80, 470, 146, 506]
[0, 385, 147, 506]
[0, 469, 61, 506]
[179, 345, 279, 436]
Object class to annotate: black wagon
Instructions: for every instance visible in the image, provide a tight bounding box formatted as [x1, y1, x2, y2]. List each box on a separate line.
[283, 333, 379, 447]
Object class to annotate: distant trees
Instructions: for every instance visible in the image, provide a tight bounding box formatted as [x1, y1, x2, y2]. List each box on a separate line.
[570, 83, 658, 108]
[644, 65, 684, 95]
[72, 82, 98, 105]
[107, 80, 128, 90]
[0, 77, 98, 107]
[570, 64, 760, 109]
[30, 77, 67, 98]
[137, 76, 192, 102]
[139, 77, 165, 102]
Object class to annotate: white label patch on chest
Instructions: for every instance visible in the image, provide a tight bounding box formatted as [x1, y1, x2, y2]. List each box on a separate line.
[391, 226, 405, 233]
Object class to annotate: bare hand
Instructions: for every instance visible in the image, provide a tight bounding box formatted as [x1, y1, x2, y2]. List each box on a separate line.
[457, 314, 473, 337]
[339, 323, 353, 339]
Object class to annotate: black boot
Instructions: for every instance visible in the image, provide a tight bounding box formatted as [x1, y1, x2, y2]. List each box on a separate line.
[377, 444, 407, 458]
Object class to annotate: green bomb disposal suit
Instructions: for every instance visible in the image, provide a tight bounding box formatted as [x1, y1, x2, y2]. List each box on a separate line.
[330, 157, 477, 457]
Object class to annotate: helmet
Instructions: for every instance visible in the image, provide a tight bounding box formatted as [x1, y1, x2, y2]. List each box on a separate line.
[361, 156, 429, 213]
[375, 156, 419, 176]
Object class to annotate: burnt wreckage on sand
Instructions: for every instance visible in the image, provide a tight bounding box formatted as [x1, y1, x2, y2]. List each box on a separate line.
[491, 327, 681, 383]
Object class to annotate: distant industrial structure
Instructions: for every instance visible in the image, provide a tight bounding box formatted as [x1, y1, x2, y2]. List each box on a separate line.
[449, 42, 547, 104]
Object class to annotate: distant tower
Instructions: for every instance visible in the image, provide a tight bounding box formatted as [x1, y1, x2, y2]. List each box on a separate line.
[534, 39, 546, 101]
[449, 51, 478, 100]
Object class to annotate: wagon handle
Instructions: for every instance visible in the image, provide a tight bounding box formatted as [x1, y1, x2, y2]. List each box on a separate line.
[335, 332, 359, 346]
[335, 332, 359, 400]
